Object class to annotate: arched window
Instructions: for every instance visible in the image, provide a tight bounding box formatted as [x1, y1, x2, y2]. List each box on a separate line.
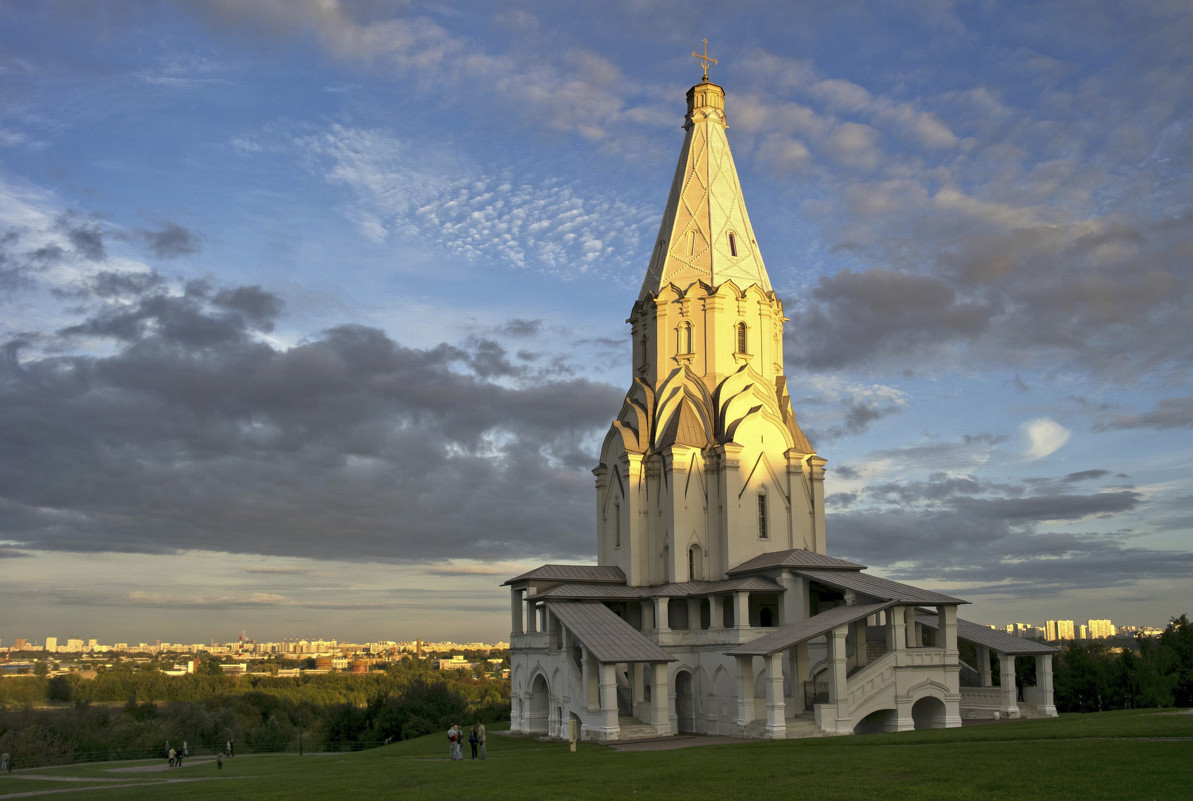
[728, 232, 738, 257]
[680, 321, 694, 354]
[757, 493, 768, 539]
[688, 547, 695, 581]
[736, 322, 747, 354]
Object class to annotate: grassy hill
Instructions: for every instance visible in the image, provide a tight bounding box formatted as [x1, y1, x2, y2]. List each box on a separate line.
[1, 709, 1189, 801]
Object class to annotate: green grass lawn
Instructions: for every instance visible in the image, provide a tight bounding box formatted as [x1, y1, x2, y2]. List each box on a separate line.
[1, 710, 1189, 801]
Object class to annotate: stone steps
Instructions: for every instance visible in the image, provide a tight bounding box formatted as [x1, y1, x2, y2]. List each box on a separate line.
[616, 717, 661, 740]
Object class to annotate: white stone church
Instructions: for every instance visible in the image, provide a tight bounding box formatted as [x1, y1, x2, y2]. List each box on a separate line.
[505, 69, 1056, 741]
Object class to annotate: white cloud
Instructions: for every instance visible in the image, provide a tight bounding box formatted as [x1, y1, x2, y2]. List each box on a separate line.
[1022, 418, 1071, 460]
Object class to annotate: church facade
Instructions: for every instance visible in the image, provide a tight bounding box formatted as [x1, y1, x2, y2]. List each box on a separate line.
[505, 72, 1056, 741]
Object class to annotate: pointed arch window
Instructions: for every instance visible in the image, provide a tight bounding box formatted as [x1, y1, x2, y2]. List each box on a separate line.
[757, 492, 769, 540]
[736, 322, 748, 354]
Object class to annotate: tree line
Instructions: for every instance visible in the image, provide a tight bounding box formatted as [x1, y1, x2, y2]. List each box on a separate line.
[1052, 614, 1193, 712]
[0, 658, 509, 768]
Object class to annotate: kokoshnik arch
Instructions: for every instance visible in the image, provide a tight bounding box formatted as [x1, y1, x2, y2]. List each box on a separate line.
[505, 55, 1057, 741]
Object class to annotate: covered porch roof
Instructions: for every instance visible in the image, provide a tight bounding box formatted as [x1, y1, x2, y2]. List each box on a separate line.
[917, 613, 1058, 655]
[547, 600, 677, 664]
[724, 601, 893, 657]
[796, 568, 967, 606]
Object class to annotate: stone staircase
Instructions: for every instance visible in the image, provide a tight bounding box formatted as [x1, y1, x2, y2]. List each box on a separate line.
[783, 715, 828, 739]
[1016, 701, 1049, 719]
[616, 716, 662, 740]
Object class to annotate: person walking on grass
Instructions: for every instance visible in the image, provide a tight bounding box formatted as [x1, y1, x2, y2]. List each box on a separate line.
[469, 724, 478, 759]
[476, 720, 486, 759]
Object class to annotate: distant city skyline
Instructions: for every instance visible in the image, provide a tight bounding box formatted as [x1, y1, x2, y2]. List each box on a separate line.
[2, 612, 1173, 653]
[2, 3, 1192, 643]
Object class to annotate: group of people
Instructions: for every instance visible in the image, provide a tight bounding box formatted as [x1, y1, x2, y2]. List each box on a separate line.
[165, 740, 188, 767]
[164, 739, 232, 769]
[446, 721, 486, 760]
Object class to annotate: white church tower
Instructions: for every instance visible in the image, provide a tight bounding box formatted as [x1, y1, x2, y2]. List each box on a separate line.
[505, 56, 1056, 743]
[594, 75, 827, 588]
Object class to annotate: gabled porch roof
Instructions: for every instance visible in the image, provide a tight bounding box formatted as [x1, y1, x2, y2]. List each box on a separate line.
[532, 574, 782, 601]
[796, 568, 967, 606]
[727, 548, 866, 574]
[503, 564, 626, 585]
[547, 600, 677, 664]
[725, 601, 893, 657]
[917, 613, 1058, 655]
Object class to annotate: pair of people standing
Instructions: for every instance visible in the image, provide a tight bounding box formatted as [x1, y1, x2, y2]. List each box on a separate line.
[446, 724, 463, 760]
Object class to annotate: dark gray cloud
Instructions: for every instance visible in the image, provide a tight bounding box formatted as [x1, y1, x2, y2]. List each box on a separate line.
[826, 467, 1191, 596]
[136, 222, 201, 258]
[497, 318, 543, 338]
[1096, 397, 1193, 430]
[0, 274, 620, 565]
[58, 212, 107, 261]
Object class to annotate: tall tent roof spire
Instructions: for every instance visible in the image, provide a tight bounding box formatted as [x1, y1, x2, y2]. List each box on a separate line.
[639, 58, 772, 299]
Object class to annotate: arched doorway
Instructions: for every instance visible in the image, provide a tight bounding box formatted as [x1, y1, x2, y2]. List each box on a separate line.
[528, 674, 550, 734]
[912, 695, 946, 730]
[675, 670, 696, 733]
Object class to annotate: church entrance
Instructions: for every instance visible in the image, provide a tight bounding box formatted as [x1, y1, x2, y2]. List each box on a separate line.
[528, 674, 550, 734]
[675, 670, 696, 733]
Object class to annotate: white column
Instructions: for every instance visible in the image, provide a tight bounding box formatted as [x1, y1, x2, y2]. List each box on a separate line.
[734, 654, 755, 726]
[653, 662, 673, 735]
[937, 605, 958, 654]
[1035, 654, 1057, 716]
[583, 647, 598, 711]
[904, 605, 918, 648]
[598, 662, 620, 739]
[764, 653, 786, 739]
[818, 625, 851, 734]
[526, 596, 538, 634]
[709, 594, 725, 630]
[656, 598, 670, 634]
[977, 645, 992, 687]
[998, 653, 1020, 718]
[511, 588, 524, 635]
[632, 663, 645, 715]
[734, 591, 750, 630]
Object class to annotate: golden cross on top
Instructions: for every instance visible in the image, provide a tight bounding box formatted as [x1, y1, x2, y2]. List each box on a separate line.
[691, 38, 718, 81]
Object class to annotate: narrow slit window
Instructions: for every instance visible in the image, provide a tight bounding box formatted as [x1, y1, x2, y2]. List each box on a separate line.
[682, 322, 694, 354]
[688, 547, 695, 581]
[728, 232, 738, 257]
[614, 500, 621, 548]
[736, 322, 747, 354]
[687, 230, 696, 256]
[758, 493, 768, 539]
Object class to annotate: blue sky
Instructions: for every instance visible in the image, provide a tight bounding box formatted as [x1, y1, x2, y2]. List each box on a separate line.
[1, 1, 1191, 645]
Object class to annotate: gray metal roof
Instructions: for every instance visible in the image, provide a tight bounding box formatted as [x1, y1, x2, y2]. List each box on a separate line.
[535, 583, 646, 600]
[651, 575, 784, 596]
[533, 575, 783, 601]
[503, 564, 626, 585]
[918, 613, 1057, 655]
[725, 602, 893, 656]
[546, 601, 677, 664]
[796, 568, 968, 605]
[727, 548, 866, 575]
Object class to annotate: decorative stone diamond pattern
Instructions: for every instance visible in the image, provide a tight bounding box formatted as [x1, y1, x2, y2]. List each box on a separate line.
[653, 117, 771, 294]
